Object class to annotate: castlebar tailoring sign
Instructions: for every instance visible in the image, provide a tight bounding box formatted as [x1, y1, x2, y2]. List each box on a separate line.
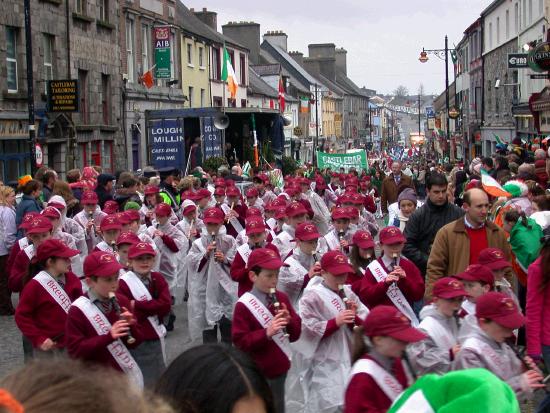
[47, 80, 79, 112]
[316, 150, 368, 172]
[149, 118, 185, 169]
[154, 26, 171, 79]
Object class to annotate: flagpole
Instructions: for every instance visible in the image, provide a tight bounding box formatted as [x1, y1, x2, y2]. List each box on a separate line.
[221, 44, 227, 161]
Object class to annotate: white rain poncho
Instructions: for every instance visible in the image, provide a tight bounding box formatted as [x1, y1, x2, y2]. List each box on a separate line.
[49, 195, 88, 257]
[286, 277, 369, 413]
[303, 190, 331, 236]
[272, 224, 296, 259]
[278, 248, 317, 309]
[73, 206, 107, 251]
[186, 232, 237, 340]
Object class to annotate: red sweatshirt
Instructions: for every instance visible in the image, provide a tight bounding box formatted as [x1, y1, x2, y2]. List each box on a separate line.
[344, 354, 409, 413]
[9, 247, 32, 293]
[358, 257, 424, 308]
[232, 290, 301, 378]
[117, 271, 171, 341]
[66, 292, 142, 371]
[15, 272, 83, 348]
[230, 242, 279, 297]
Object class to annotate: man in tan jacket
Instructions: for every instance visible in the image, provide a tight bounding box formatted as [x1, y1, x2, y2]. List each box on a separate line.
[381, 161, 413, 214]
[425, 188, 512, 299]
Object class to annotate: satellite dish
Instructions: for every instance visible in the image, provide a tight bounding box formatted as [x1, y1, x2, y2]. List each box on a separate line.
[213, 113, 230, 130]
[282, 114, 292, 127]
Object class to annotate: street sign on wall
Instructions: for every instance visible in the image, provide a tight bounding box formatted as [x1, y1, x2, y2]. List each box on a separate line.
[47, 80, 79, 112]
[508, 53, 528, 69]
[154, 26, 171, 79]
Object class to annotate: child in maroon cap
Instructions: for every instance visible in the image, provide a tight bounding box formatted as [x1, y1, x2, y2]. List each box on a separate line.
[118, 242, 171, 387]
[278, 222, 323, 309]
[290, 250, 369, 413]
[408, 277, 467, 375]
[15, 239, 83, 356]
[245, 187, 265, 214]
[321, 207, 353, 254]
[66, 251, 143, 388]
[358, 226, 424, 325]
[230, 217, 280, 297]
[186, 207, 237, 344]
[453, 292, 544, 400]
[94, 215, 122, 255]
[344, 306, 427, 413]
[232, 247, 301, 413]
[74, 190, 107, 252]
[222, 186, 247, 238]
[273, 202, 309, 259]
[348, 230, 376, 294]
[478, 247, 518, 305]
[453, 263, 495, 317]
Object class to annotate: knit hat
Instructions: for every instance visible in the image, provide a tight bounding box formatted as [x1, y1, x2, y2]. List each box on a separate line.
[502, 180, 528, 198]
[388, 369, 520, 413]
[124, 201, 141, 211]
[397, 187, 417, 206]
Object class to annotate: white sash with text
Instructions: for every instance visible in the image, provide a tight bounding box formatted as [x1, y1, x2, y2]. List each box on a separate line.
[34, 271, 71, 313]
[349, 358, 403, 401]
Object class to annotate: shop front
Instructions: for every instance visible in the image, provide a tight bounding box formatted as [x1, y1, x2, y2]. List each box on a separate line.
[0, 114, 32, 184]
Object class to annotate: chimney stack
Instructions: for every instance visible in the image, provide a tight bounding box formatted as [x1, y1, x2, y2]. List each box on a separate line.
[193, 8, 218, 31]
[222, 22, 261, 65]
[263, 30, 288, 52]
[289, 51, 304, 67]
[335, 47, 347, 75]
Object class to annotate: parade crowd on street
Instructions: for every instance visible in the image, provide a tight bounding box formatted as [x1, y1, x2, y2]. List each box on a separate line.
[1, 142, 550, 413]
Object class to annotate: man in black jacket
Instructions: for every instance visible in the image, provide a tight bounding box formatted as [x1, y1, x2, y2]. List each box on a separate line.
[403, 172, 464, 277]
[95, 173, 115, 209]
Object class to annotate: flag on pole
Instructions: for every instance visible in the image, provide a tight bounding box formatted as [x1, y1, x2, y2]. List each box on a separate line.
[221, 46, 238, 99]
[278, 77, 285, 113]
[493, 134, 505, 145]
[241, 161, 251, 178]
[480, 170, 511, 198]
[139, 65, 156, 89]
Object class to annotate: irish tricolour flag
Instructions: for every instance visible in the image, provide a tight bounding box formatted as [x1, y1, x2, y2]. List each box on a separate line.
[222, 46, 238, 99]
[480, 170, 511, 198]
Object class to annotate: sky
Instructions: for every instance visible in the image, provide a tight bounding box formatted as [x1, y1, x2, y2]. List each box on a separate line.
[187, 0, 494, 96]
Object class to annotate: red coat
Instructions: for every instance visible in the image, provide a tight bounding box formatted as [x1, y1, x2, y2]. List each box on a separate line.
[344, 354, 409, 413]
[9, 247, 32, 293]
[232, 290, 301, 378]
[66, 292, 142, 371]
[6, 239, 24, 280]
[358, 257, 424, 308]
[117, 271, 171, 341]
[15, 272, 83, 348]
[230, 243, 279, 297]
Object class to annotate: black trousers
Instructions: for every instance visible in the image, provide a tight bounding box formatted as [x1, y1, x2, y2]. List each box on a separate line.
[202, 316, 232, 344]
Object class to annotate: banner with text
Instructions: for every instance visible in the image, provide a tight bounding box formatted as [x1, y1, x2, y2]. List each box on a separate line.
[201, 116, 223, 158]
[149, 118, 185, 169]
[316, 150, 368, 172]
[154, 26, 171, 79]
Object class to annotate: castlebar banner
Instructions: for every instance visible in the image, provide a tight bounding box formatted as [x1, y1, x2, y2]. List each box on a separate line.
[316, 150, 368, 172]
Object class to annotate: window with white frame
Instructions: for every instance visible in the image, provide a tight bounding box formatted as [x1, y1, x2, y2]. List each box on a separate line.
[188, 86, 193, 107]
[6, 27, 17, 93]
[126, 19, 135, 82]
[43, 34, 54, 94]
[98, 0, 108, 21]
[199, 47, 204, 67]
[75, 0, 85, 14]
[505, 10, 510, 39]
[200, 88, 205, 107]
[141, 24, 150, 72]
[187, 43, 193, 65]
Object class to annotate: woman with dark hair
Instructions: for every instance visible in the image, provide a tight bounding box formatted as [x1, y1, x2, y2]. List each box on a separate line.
[15, 179, 43, 235]
[155, 344, 275, 413]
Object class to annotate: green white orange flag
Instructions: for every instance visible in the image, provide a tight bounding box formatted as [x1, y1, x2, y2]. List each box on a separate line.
[221, 46, 238, 99]
[493, 134, 504, 145]
[480, 170, 511, 198]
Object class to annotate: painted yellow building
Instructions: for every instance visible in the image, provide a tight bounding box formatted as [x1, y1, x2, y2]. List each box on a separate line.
[180, 36, 211, 108]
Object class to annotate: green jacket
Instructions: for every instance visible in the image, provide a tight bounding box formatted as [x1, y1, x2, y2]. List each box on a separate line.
[509, 217, 542, 272]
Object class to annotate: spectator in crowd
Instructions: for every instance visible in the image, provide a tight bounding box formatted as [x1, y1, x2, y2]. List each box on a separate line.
[52, 179, 81, 218]
[95, 173, 115, 209]
[15, 179, 43, 236]
[531, 194, 550, 230]
[0, 185, 16, 315]
[380, 161, 413, 215]
[41, 169, 57, 202]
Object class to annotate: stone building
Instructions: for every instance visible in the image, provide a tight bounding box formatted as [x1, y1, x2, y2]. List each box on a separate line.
[0, 0, 123, 180]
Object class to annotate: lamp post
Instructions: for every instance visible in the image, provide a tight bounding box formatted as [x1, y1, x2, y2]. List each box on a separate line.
[419, 35, 452, 160]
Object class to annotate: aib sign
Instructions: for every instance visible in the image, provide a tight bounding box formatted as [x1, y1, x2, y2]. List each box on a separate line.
[507, 53, 528, 69]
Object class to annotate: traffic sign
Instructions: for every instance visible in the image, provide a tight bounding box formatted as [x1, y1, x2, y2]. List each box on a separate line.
[35, 143, 43, 168]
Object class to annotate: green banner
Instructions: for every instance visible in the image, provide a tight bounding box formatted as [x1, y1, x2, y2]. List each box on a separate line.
[316, 150, 368, 172]
[155, 48, 171, 79]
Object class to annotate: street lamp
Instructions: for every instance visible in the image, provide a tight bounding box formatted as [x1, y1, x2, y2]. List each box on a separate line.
[419, 35, 453, 160]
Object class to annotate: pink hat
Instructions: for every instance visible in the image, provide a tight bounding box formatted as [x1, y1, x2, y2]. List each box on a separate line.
[245, 217, 266, 235]
[432, 277, 468, 299]
[246, 207, 263, 218]
[226, 186, 240, 197]
[144, 185, 160, 196]
[454, 264, 494, 288]
[477, 248, 511, 271]
[286, 202, 308, 218]
[247, 248, 287, 270]
[125, 209, 141, 222]
[331, 207, 350, 220]
[26, 216, 53, 234]
[19, 212, 41, 229]
[100, 215, 122, 231]
[352, 230, 375, 249]
[116, 231, 141, 246]
[214, 187, 226, 197]
[476, 292, 525, 329]
[246, 187, 259, 198]
[103, 200, 119, 214]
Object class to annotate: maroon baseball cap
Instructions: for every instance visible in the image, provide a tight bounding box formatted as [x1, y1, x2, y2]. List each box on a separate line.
[331, 207, 350, 220]
[84, 251, 124, 278]
[476, 292, 525, 329]
[35, 239, 79, 262]
[26, 216, 53, 234]
[379, 226, 406, 245]
[197, 188, 212, 200]
[116, 231, 141, 246]
[182, 200, 197, 215]
[454, 264, 494, 288]
[47, 201, 65, 211]
[81, 191, 99, 205]
[103, 200, 119, 214]
[315, 178, 328, 190]
[345, 206, 359, 219]
[338, 193, 354, 205]
[274, 206, 287, 220]
[351, 194, 365, 205]
[214, 178, 227, 188]
[214, 187, 226, 197]
[42, 206, 61, 219]
[125, 209, 141, 222]
[246, 187, 259, 198]
[181, 190, 200, 201]
[352, 230, 375, 249]
[226, 186, 240, 197]
[100, 215, 122, 231]
[271, 197, 288, 208]
[245, 217, 266, 235]
[285, 186, 300, 197]
[128, 242, 156, 259]
[477, 248, 511, 270]
[321, 250, 354, 276]
[286, 202, 308, 218]
[19, 212, 40, 229]
[246, 207, 263, 218]
[295, 222, 320, 241]
[203, 207, 224, 224]
[363, 305, 427, 343]
[155, 202, 172, 217]
[117, 211, 131, 225]
[432, 277, 468, 299]
[247, 248, 287, 270]
[144, 185, 160, 196]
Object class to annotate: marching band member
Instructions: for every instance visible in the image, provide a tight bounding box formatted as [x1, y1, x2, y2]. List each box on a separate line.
[253, 174, 277, 205]
[453, 264, 494, 317]
[74, 191, 107, 252]
[118, 242, 171, 387]
[272, 202, 309, 258]
[348, 230, 376, 294]
[321, 207, 353, 254]
[140, 184, 178, 227]
[245, 187, 265, 214]
[299, 176, 331, 236]
[453, 292, 545, 401]
[278, 222, 322, 308]
[222, 186, 247, 239]
[213, 187, 226, 207]
[66, 251, 144, 388]
[230, 217, 278, 297]
[15, 239, 83, 356]
[478, 247, 518, 305]
[344, 306, 427, 413]
[407, 277, 467, 375]
[175, 199, 205, 246]
[48, 195, 88, 256]
[235, 207, 264, 247]
[94, 215, 122, 256]
[115, 231, 141, 269]
[6, 211, 40, 280]
[358, 226, 424, 326]
[186, 207, 237, 344]
[232, 248, 301, 413]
